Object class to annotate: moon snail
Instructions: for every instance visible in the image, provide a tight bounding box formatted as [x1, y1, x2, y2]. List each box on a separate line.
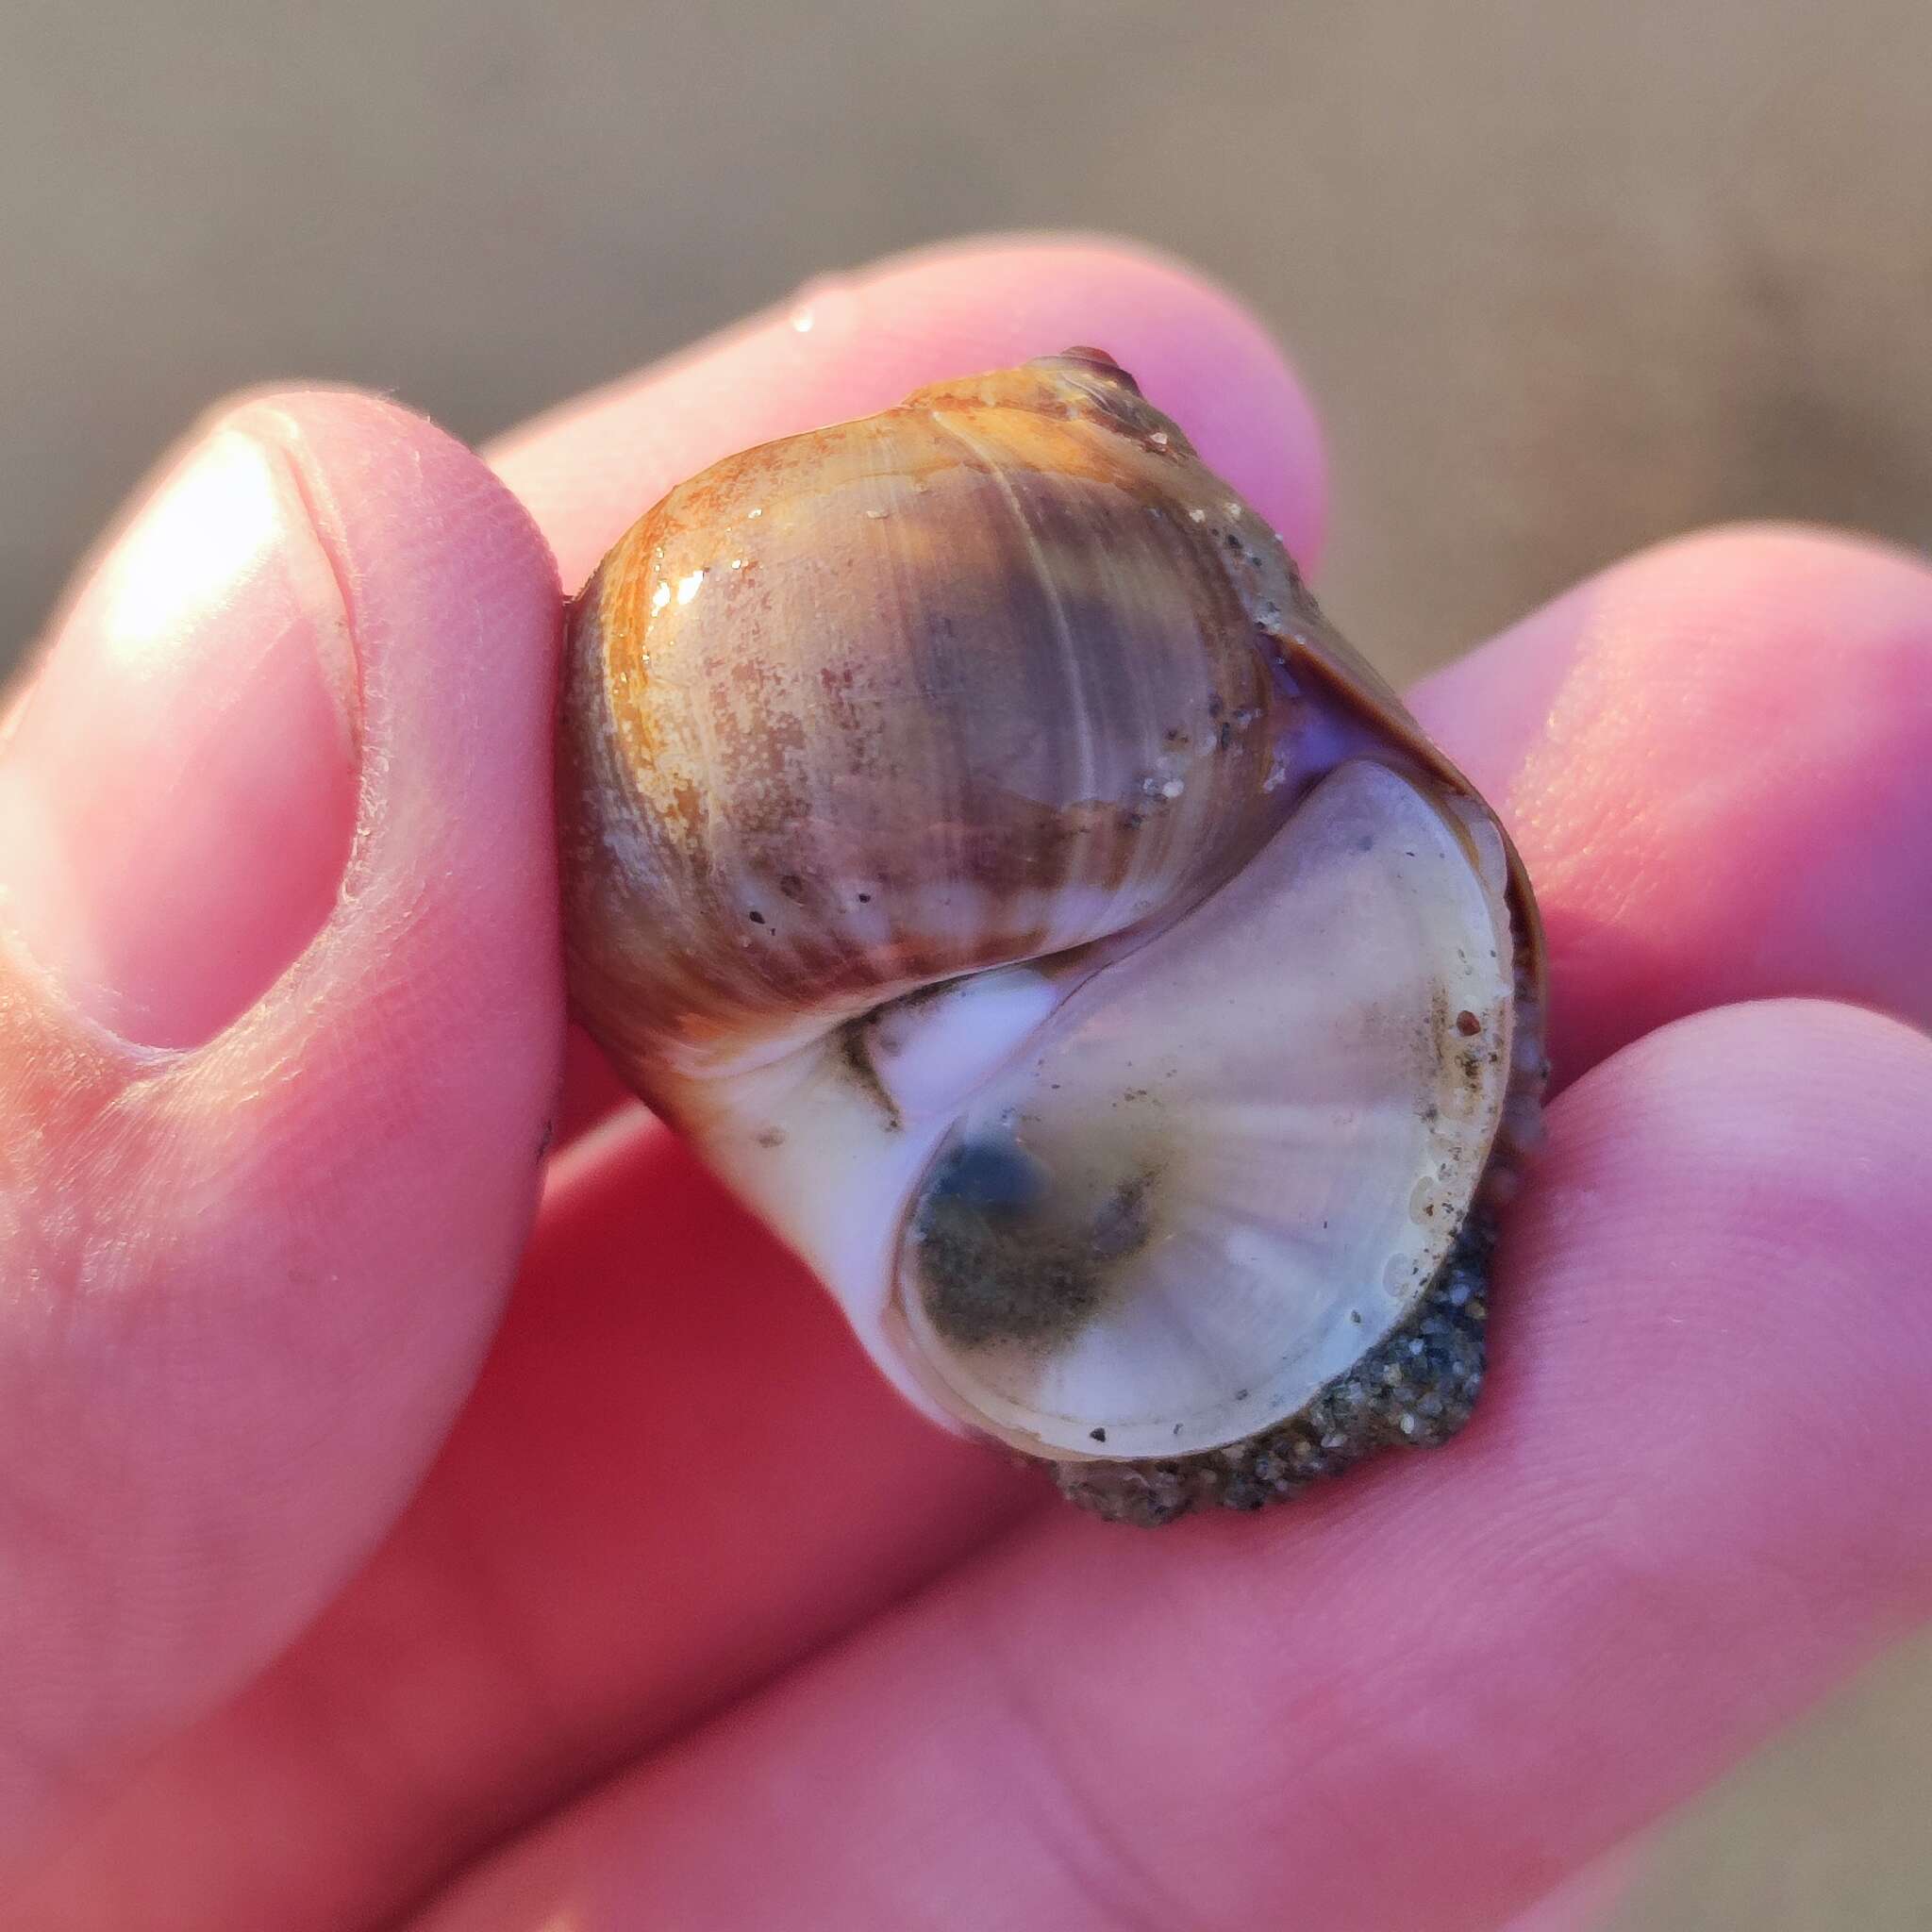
[557, 348, 1548, 1525]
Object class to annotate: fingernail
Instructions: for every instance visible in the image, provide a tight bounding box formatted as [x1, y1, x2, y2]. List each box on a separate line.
[0, 421, 360, 1047]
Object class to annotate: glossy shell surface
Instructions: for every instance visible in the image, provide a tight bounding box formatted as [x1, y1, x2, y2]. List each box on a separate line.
[558, 351, 1546, 1524]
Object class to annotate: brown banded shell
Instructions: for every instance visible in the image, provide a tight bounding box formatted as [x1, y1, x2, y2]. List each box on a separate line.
[558, 349, 1547, 1524]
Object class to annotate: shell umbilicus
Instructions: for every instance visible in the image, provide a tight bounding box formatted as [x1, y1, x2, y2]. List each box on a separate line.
[557, 349, 1547, 1524]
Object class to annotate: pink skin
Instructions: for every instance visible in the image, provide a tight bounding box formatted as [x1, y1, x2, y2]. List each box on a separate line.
[0, 395, 562, 1830]
[1, 238, 1930, 1931]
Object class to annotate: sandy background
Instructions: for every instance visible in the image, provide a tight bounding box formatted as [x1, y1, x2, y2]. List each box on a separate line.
[5, 3, 1930, 1924]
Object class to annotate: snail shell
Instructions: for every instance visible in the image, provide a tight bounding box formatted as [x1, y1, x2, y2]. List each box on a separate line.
[558, 350, 1547, 1524]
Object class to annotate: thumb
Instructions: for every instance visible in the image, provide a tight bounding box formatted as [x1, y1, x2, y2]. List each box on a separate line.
[0, 391, 562, 1846]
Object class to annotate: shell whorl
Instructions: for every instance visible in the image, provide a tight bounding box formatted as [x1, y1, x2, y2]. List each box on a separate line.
[558, 355, 1341, 1111]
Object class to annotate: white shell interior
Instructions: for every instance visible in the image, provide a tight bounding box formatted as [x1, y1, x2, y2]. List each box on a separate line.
[896, 758, 1516, 1459]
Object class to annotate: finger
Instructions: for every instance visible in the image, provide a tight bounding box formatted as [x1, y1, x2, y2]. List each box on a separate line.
[406, 1001, 1932, 1932]
[491, 231, 1330, 1145]
[489, 232, 1328, 594]
[6, 1123, 1037, 1932]
[1499, 1852, 1638, 1932]
[31, 518, 1932, 1931]
[0, 393, 561, 1847]
[1415, 522, 1932, 1078]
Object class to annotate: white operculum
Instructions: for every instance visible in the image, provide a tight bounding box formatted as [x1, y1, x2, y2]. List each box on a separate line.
[896, 758, 1515, 1460]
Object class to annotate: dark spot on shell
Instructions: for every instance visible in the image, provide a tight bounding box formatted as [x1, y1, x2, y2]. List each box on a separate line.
[777, 874, 807, 903]
[755, 1126, 787, 1148]
[1091, 1427, 1108, 1443]
[1456, 1008, 1482, 1037]
[836, 1021, 902, 1129]
[912, 1135, 1159, 1351]
[747, 908, 767, 925]
[857, 891, 873, 904]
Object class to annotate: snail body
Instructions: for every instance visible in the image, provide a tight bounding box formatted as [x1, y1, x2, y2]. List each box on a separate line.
[558, 350, 1546, 1524]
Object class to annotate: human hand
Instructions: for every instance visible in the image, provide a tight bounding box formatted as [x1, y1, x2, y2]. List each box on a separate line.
[2, 238, 1930, 1932]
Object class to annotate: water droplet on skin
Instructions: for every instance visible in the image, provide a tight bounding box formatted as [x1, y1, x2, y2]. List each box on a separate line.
[675, 570, 707, 606]
[783, 278, 860, 341]
[650, 581, 672, 613]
